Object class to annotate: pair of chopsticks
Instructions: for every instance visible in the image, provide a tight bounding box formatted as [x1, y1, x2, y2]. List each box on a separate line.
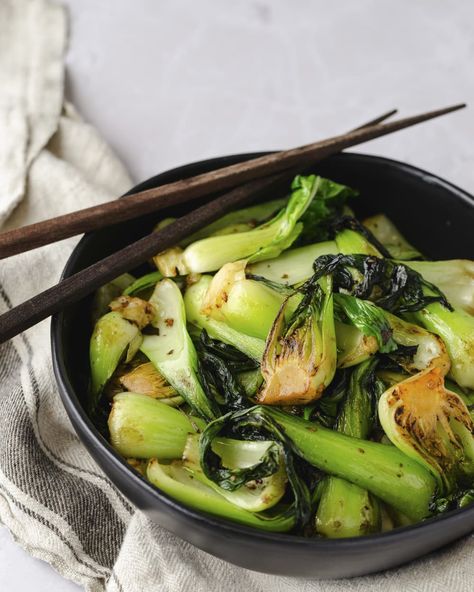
[0, 103, 466, 344]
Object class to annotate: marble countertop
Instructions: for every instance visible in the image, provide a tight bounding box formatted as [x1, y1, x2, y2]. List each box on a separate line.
[1, 0, 473, 589]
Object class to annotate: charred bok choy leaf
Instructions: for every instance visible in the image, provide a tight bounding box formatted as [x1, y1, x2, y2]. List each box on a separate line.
[378, 367, 474, 494]
[258, 275, 337, 405]
[311, 252, 451, 314]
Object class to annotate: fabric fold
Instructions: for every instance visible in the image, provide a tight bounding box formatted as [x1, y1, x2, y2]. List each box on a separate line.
[0, 0, 66, 225]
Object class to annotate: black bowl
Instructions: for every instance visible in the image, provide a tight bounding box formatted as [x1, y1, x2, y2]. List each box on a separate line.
[51, 152, 474, 579]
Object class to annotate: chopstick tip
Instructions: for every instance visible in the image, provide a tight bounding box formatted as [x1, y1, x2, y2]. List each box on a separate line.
[443, 102, 467, 113]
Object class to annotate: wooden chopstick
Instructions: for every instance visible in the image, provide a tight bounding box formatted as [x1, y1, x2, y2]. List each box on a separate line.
[0, 103, 463, 260]
[0, 103, 466, 344]
[0, 173, 289, 343]
[351, 108, 398, 130]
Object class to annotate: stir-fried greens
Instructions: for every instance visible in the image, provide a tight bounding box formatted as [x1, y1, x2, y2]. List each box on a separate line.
[88, 172, 474, 538]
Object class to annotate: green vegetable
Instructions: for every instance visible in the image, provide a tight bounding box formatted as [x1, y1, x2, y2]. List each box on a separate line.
[123, 271, 163, 297]
[140, 279, 218, 421]
[184, 275, 265, 360]
[263, 407, 436, 520]
[154, 175, 319, 275]
[335, 294, 451, 374]
[201, 259, 296, 340]
[258, 275, 337, 404]
[431, 488, 474, 514]
[118, 362, 184, 407]
[89, 311, 142, 410]
[183, 435, 287, 512]
[363, 214, 422, 259]
[334, 228, 382, 258]
[297, 177, 359, 244]
[384, 309, 450, 374]
[315, 360, 383, 538]
[88, 168, 474, 537]
[334, 294, 397, 353]
[201, 405, 436, 521]
[108, 393, 203, 459]
[197, 330, 250, 412]
[238, 369, 263, 397]
[201, 268, 390, 373]
[405, 259, 474, 315]
[313, 251, 450, 314]
[91, 273, 135, 323]
[248, 241, 337, 286]
[410, 302, 474, 389]
[378, 367, 474, 493]
[155, 198, 287, 248]
[334, 322, 379, 368]
[333, 231, 474, 389]
[303, 370, 349, 426]
[200, 407, 312, 527]
[146, 459, 295, 532]
[316, 478, 381, 538]
[110, 393, 288, 514]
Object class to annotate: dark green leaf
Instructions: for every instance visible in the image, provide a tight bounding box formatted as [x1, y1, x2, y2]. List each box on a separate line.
[200, 406, 312, 528]
[297, 177, 359, 244]
[196, 330, 256, 413]
[334, 293, 397, 353]
[309, 254, 452, 314]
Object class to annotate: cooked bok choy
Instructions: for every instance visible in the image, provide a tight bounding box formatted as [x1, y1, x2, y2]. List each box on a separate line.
[258, 275, 337, 405]
[378, 367, 474, 493]
[154, 175, 322, 276]
[140, 279, 218, 421]
[315, 360, 383, 537]
[88, 171, 474, 538]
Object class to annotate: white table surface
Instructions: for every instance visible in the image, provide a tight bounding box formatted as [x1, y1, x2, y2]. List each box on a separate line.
[1, 0, 474, 590]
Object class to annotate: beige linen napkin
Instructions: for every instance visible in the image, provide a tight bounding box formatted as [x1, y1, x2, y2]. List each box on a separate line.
[0, 1, 472, 591]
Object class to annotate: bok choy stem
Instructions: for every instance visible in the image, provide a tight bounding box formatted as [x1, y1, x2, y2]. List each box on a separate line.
[141, 279, 219, 421]
[315, 359, 383, 537]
